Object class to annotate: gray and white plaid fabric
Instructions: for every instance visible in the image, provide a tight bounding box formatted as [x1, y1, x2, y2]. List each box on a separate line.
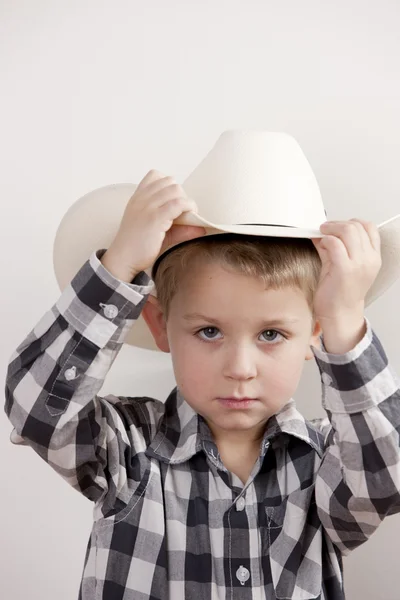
[5, 249, 400, 600]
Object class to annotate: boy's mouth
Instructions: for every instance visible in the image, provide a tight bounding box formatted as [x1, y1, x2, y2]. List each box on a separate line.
[217, 397, 258, 409]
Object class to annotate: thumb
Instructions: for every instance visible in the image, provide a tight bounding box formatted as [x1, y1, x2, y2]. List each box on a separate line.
[168, 224, 207, 247]
[161, 225, 207, 256]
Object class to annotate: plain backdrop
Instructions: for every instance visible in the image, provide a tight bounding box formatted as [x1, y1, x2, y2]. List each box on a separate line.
[1, 1, 400, 598]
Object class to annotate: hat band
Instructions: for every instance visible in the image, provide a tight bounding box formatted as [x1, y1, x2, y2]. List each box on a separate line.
[240, 223, 291, 227]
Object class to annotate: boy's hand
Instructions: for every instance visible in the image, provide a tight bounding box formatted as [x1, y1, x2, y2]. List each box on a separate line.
[311, 219, 382, 353]
[101, 170, 206, 282]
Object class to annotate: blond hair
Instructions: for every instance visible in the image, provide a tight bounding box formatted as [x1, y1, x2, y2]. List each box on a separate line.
[153, 234, 322, 320]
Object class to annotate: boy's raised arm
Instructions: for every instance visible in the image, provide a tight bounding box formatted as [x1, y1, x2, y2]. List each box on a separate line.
[5, 170, 206, 513]
[311, 318, 400, 555]
[4, 249, 159, 509]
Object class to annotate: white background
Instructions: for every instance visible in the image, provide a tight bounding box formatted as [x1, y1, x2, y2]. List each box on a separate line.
[1, 1, 400, 598]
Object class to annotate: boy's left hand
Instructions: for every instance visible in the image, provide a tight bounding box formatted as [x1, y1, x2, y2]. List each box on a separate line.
[311, 219, 382, 351]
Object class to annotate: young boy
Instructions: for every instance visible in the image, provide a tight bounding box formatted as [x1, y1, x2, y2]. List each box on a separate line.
[5, 166, 400, 600]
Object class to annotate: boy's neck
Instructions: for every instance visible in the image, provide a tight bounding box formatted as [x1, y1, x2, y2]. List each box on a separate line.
[203, 418, 269, 457]
[211, 430, 266, 456]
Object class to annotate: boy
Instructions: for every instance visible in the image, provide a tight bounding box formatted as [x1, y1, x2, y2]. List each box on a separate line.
[5, 148, 400, 599]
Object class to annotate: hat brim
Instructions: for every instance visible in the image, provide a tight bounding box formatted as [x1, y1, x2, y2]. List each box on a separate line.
[174, 210, 324, 239]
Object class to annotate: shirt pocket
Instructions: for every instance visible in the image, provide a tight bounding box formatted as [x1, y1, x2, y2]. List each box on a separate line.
[265, 484, 322, 599]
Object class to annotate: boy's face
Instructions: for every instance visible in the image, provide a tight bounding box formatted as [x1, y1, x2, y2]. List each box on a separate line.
[143, 260, 321, 448]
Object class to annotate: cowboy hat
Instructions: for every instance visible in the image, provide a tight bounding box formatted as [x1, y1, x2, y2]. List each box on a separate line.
[53, 130, 400, 351]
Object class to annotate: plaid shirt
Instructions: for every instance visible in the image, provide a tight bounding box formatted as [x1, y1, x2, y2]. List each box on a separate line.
[5, 249, 400, 600]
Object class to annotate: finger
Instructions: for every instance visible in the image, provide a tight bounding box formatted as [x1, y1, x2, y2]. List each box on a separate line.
[311, 237, 333, 266]
[318, 234, 349, 267]
[345, 219, 380, 264]
[136, 169, 166, 191]
[310, 238, 323, 254]
[170, 225, 206, 246]
[347, 219, 371, 255]
[320, 221, 363, 260]
[349, 218, 381, 253]
[159, 195, 198, 217]
[147, 177, 184, 202]
[150, 182, 195, 210]
[162, 225, 206, 254]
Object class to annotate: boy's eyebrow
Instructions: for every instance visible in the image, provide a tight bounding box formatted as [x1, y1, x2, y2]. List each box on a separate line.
[182, 313, 301, 327]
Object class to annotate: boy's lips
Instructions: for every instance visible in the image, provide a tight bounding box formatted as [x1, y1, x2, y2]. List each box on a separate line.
[217, 397, 258, 409]
[219, 397, 257, 401]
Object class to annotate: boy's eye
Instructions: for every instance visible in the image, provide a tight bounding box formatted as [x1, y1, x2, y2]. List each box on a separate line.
[260, 330, 281, 342]
[198, 327, 221, 340]
[196, 327, 285, 343]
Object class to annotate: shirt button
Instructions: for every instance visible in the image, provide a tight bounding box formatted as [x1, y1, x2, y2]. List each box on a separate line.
[100, 303, 119, 319]
[322, 373, 333, 386]
[236, 565, 250, 585]
[65, 366, 78, 381]
[236, 497, 246, 511]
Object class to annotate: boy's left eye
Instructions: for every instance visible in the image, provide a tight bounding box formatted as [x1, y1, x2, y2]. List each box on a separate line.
[260, 329, 282, 342]
[196, 327, 285, 343]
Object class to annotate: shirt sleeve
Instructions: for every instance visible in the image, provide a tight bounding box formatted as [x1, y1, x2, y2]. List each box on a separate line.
[310, 317, 400, 555]
[4, 249, 165, 513]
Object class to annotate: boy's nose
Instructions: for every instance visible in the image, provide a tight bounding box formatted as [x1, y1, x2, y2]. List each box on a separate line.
[223, 344, 257, 381]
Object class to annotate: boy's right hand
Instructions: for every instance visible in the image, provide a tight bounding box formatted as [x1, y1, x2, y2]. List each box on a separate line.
[100, 170, 207, 282]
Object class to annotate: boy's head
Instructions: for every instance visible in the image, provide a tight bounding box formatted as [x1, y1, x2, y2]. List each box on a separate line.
[142, 234, 323, 447]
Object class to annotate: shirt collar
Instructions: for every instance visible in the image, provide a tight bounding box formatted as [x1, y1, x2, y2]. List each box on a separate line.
[145, 387, 324, 464]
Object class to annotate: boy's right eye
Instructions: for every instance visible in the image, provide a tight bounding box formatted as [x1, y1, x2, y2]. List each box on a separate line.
[197, 327, 222, 341]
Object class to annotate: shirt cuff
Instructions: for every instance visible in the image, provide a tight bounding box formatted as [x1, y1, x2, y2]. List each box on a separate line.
[55, 249, 155, 348]
[310, 317, 392, 413]
[311, 317, 372, 365]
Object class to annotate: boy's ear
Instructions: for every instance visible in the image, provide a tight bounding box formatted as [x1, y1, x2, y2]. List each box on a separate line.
[305, 319, 323, 360]
[142, 296, 171, 353]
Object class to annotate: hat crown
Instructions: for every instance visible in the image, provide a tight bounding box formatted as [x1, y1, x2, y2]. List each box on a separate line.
[182, 130, 327, 229]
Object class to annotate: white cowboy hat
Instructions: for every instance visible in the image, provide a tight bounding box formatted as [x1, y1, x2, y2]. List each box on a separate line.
[53, 130, 400, 351]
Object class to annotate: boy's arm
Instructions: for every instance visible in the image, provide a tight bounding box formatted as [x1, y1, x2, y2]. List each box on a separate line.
[310, 317, 400, 556]
[4, 250, 162, 511]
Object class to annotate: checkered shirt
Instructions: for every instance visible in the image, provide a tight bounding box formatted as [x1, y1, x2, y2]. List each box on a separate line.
[5, 249, 400, 600]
